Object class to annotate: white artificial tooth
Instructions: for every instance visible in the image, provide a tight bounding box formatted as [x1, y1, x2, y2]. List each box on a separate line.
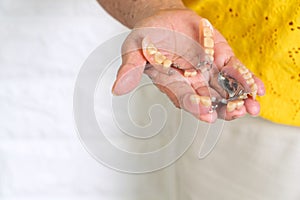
[202, 18, 212, 27]
[236, 100, 244, 109]
[203, 27, 213, 37]
[238, 66, 249, 74]
[250, 83, 258, 100]
[251, 92, 257, 100]
[246, 78, 255, 85]
[184, 70, 197, 77]
[154, 52, 166, 64]
[162, 59, 172, 69]
[205, 55, 214, 63]
[205, 48, 214, 56]
[184, 71, 192, 77]
[189, 95, 212, 107]
[204, 37, 214, 48]
[146, 43, 157, 55]
[190, 94, 201, 104]
[238, 93, 248, 99]
[227, 101, 237, 112]
[251, 83, 258, 92]
[243, 72, 252, 79]
[190, 71, 197, 77]
[199, 96, 212, 107]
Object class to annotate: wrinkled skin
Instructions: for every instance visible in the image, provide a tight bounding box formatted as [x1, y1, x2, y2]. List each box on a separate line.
[112, 9, 265, 123]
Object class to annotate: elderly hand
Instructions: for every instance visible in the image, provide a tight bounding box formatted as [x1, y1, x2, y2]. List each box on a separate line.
[112, 9, 265, 123]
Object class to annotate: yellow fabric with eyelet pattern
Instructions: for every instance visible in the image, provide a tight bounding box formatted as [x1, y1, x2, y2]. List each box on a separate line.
[183, 0, 300, 126]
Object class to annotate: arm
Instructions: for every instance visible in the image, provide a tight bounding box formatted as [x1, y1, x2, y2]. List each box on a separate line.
[96, 0, 186, 28]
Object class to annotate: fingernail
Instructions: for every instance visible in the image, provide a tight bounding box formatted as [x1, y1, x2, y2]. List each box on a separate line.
[111, 83, 118, 96]
[111, 87, 120, 96]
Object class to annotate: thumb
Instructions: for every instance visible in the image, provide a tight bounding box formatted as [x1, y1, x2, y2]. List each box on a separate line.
[112, 49, 146, 95]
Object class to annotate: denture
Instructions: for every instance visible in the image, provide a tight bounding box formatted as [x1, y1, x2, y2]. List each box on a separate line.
[142, 19, 259, 114]
[183, 69, 197, 77]
[190, 94, 212, 107]
[200, 19, 215, 64]
[221, 61, 258, 101]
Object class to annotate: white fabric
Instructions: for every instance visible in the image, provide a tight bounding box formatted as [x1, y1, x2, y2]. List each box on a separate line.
[1, 0, 300, 199]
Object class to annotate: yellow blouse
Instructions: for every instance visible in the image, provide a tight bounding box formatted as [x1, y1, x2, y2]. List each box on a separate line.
[183, 0, 300, 126]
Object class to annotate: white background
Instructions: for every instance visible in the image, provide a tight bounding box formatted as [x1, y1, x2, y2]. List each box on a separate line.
[0, 0, 130, 199]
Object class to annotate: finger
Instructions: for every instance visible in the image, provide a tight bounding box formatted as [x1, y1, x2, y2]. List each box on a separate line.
[218, 97, 260, 119]
[182, 93, 217, 123]
[253, 76, 265, 96]
[244, 98, 261, 116]
[187, 72, 219, 122]
[194, 84, 220, 122]
[199, 19, 263, 97]
[213, 41, 235, 70]
[112, 33, 147, 95]
[197, 19, 263, 120]
[212, 28, 265, 99]
[145, 66, 216, 122]
[198, 19, 235, 72]
[210, 23, 236, 69]
[196, 87, 247, 121]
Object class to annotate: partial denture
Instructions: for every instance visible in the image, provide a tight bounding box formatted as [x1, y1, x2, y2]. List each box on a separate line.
[190, 94, 212, 107]
[146, 43, 173, 70]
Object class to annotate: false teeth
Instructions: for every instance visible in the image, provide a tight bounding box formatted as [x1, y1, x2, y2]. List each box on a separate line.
[162, 59, 172, 69]
[154, 52, 166, 64]
[190, 95, 212, 107]
[146, 43, 158, 55]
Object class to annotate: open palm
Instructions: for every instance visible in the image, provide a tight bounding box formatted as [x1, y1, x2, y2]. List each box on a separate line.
[112, 9, 265, 122]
